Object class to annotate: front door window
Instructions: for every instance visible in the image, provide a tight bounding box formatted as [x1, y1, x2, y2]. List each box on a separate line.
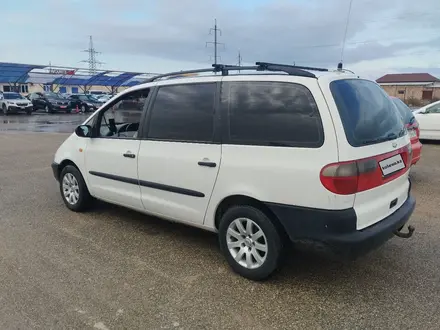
[97, 89, 150, 139]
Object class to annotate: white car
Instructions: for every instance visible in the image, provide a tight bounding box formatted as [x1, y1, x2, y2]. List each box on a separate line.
[413, 100, 440, 140]
[51, 62, 416, 280]
[0, 92, 33, 115]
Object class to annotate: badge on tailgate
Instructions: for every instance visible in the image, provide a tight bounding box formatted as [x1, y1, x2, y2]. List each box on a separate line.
[379, 154, 405, 176]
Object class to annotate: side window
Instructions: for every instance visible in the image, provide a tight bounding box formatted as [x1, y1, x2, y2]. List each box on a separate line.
[147, 83, 216, 142]
[222, 81, 324, 147]
[97, 89, 149, 139]
[427, 103, 440, 114]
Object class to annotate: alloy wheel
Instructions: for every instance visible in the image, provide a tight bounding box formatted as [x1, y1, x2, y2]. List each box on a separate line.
[226, 217, 268, 269]
[62, 173, 80, 205]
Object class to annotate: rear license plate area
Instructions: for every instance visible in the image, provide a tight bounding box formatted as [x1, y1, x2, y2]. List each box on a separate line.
[379, 154, 405, 176]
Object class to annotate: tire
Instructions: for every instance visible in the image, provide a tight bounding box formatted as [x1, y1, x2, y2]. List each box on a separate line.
[218, 205, 285, 281]
[45, 105, 53, 114]
[26, 109, 32, 115]
[2, 104, 7, 115]
[81, 105, 86, 113]
[59, 165, 93, 212]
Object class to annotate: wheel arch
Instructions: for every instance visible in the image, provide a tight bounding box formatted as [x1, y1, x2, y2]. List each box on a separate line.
[57, 159, 81, 180]
[214, 195, 286, 236]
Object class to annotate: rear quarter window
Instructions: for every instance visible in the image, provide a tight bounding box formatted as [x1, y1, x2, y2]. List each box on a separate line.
[222, 81, 324, 148]
[330, 79, 404, 147]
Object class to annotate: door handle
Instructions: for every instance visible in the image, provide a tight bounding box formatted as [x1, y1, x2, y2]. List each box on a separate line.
[198, 161, 216, 168]
[123, 151, 135, 159]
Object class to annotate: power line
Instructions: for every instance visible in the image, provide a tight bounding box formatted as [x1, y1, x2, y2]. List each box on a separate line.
[205, 19, 225, 65]
[278, 32, 440, 52]
[81, 36, 104, 75]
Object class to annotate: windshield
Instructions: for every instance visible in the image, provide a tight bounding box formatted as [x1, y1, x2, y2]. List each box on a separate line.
[391, 98, 414, 124]
[330, 79, 404, 147]
[44, 92, 60, 98]
[3, 93, 24, 100]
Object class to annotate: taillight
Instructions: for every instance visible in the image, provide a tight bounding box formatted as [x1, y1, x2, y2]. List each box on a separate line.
[409, 119, 420, 138]
[414, 122, 420, 138]
[320, 159, 377, 195]
[320, 146, 410, 195]
[407, 143, 413, 165]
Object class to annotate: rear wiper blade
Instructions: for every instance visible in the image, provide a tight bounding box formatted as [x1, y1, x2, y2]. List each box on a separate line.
[360, 138, 386, 145]
[361, 131, 405, 145]
[360, 136, 392, 145]
[387, 132, 398, 140]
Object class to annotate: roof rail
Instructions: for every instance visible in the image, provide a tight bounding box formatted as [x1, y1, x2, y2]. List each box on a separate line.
[255, 62, 329, 72]
[146, 61, 329, 82]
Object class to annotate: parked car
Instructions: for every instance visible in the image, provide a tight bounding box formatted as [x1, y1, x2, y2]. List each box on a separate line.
[29, 92, 71, 113]
[96, 94, 113, 103]
[0, 92, 33, 115]
[51, 63, 416, 281]
[68, 94, 102, 113]
[87, 90, 107, 96]
[391, 97, 422, 165]
[412, 100, 440, 140]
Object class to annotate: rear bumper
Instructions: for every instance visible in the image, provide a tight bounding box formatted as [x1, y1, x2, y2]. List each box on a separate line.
[411, 139, 422, 165]
[266, 194, 416, 259]
[51, 106, 71, 112]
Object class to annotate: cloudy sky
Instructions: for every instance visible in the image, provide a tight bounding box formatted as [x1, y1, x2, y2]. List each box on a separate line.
[3, 0, 440, 79]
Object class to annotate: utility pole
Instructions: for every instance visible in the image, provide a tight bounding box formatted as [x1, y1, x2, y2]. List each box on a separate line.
[81, 36, 104, 75]
[237, 50, 242, 72]
[206, 19, 225, 65]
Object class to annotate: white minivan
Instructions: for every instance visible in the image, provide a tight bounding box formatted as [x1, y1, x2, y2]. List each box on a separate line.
[51, 62, 416, 280]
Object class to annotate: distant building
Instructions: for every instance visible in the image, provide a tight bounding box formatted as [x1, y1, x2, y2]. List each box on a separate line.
[0, 62, 153, 96]
[376, 73, 440, 105]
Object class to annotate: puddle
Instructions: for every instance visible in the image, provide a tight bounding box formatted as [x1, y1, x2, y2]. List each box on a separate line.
[0, 113, 88, 133]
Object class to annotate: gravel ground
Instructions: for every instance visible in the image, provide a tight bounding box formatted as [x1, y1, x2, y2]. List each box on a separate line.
[0, 132, 439, 330]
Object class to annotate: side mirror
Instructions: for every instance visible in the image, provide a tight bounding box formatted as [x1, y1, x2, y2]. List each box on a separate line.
[75, 125, 92, 138]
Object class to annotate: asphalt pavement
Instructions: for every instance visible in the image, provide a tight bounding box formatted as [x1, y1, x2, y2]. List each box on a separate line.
[0, 124, 439, 329]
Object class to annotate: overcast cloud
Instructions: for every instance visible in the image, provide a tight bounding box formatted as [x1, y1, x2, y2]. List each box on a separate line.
[3, 0, 440, 79]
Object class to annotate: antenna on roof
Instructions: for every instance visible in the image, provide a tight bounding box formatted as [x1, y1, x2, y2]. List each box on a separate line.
[340, 0, 353, 69]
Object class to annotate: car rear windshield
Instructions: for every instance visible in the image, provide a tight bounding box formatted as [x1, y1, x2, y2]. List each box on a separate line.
[391, 98, 414, 125]
[330, 79, 404, 147]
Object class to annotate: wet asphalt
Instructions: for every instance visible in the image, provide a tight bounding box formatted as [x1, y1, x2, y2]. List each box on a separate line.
[0, 112, 89, 134]
[0, 116, 439, 329]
